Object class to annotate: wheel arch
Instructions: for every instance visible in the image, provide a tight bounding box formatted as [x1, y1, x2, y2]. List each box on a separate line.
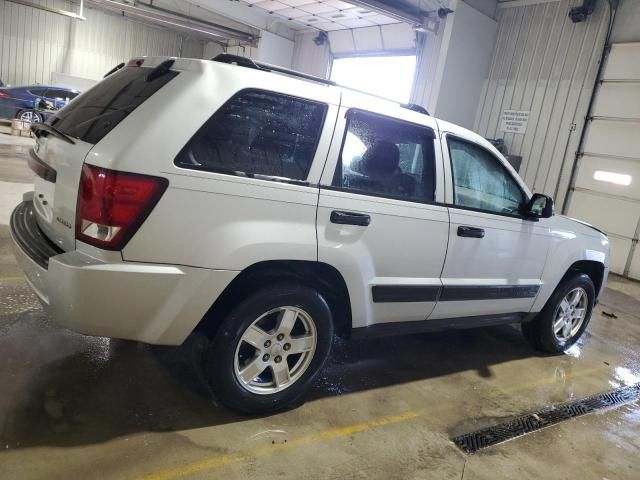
[561, 260, 605, 299]
[196, 260, 353, 339]
[533, 254, 607, 313]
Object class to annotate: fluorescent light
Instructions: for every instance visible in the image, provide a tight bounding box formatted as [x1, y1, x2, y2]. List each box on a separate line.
[593, 170, 632, 186]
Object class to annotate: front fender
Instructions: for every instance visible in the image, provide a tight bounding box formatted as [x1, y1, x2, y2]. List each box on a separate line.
[531, 217, 609, 312]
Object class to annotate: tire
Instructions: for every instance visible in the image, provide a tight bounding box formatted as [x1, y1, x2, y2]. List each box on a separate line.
[17, 110, 43, 123]
[205, 283, 334, 414]
[522, 273, 595, 354]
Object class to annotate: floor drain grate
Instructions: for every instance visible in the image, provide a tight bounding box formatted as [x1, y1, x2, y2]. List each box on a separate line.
[453, 383, 640, 454]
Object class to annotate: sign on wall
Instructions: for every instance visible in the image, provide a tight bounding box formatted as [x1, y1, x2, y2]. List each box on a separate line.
[500, 110, 529, 134]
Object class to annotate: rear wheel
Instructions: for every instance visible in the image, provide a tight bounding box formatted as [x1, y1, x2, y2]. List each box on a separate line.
[522, 273, 595, 353]
[17, 110, 43, 123]
[205, 284, 333, 414]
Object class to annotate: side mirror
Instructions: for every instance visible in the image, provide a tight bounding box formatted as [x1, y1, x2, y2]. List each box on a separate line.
[525, 193, 554, 219]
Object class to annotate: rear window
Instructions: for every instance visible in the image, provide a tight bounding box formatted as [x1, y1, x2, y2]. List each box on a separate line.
[29, 88, 47, 96]
[174, 89, 327, 182]
[48, 66, 178, 144]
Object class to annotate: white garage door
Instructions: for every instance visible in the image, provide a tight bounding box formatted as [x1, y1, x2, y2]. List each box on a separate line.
[567, 43, 640, 278]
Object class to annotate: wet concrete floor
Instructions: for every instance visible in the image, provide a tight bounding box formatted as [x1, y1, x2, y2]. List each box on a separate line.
[1, 132, 639, 479]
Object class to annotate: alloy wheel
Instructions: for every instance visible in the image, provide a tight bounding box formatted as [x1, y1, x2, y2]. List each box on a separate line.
[19, 111, 41, 123]
[553, 287, 588, 342]
[233, 306, 317, 395]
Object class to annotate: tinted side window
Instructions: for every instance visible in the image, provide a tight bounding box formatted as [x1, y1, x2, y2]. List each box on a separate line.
[448, 137, 524, 214]
[332, 110, 436, 202]
[47, 89, 73, 99]
[28, 88, 47, 96]
[49, 66, 178, 144]
[175, 90, 327, 181]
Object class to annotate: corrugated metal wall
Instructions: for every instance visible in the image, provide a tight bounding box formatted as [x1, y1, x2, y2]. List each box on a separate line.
[0, 0, 71, 86]
[473, 0, 609, 208]
[0, 0, 204, 86]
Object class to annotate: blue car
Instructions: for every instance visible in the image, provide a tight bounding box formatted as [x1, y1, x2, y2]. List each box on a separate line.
[0, 85, 80, 123]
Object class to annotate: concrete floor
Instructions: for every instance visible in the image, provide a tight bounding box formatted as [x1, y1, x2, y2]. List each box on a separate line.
[1, 132, 639, 479]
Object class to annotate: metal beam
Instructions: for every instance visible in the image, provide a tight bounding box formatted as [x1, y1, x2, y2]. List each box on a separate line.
[5, 0, 86, 20]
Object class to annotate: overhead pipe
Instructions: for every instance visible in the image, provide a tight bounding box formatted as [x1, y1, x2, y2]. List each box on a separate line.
[86, 0, 254, 43]
[5, 0, 86, 20]
[135, 1, 253, 41]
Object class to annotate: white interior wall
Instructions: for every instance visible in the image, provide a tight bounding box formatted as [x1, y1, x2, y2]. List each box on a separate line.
[63, 7, 205, 81]
[410, 28, 445, 112]
[473, 0, 609, 209]
[0, 0, 205, 87]
[414, 0, 497, 129]
[257, 30, 295, 68]
[610, 0, 640, 43]
[292, 31, 331, 78]
[204, 42, 225, 60]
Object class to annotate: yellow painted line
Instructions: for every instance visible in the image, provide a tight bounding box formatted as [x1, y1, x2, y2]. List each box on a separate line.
[137, 363, 607, 480]
[0, 276, 24, 282]
[137, 411, 418, 480]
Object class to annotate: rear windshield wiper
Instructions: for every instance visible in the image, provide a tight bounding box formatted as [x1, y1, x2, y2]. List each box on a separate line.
[146, 59, 175, 82]
[31, 122, 76, 144]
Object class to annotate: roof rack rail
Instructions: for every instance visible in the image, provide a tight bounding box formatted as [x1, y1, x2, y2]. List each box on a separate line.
[212, 53, 430, 117]
[212, 53, 337, 87]
[401, 103, 430, 116]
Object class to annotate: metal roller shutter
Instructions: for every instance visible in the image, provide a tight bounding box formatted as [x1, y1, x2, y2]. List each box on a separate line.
[566, 43, 640, 278]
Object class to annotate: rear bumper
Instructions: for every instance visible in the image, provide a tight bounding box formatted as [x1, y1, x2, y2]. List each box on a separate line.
[10, 200, 238, 345]
[10, 198, 59, 305]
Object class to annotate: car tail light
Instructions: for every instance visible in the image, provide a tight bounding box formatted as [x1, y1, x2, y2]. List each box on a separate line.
[76, 164, 168, 250]
[0, 91, 8, 98]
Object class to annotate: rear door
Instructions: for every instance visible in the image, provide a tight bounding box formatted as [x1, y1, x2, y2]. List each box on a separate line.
[317, 95, 449, 330]
[31, 62, 180, 251]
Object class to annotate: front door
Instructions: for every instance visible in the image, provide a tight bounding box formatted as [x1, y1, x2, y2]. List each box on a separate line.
[431, 132, 551, 321]
[317, 101, 450, 329]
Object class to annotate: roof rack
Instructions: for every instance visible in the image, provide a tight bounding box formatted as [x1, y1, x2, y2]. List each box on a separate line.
[401, 103, 430, 115]
[213, 53, 337, 87]
[212, 53, 429, 116]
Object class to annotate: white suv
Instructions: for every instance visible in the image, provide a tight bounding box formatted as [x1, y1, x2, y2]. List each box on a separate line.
[10, 55, 609, 413]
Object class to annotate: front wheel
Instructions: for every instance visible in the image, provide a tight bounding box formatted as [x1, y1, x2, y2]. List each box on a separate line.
[205, 284, 334, 414]
[522, 273, 595, 353]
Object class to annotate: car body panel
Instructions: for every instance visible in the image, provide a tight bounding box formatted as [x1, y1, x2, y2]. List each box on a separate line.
[32, 136, 95, 251]
[9, 56, 611, 345]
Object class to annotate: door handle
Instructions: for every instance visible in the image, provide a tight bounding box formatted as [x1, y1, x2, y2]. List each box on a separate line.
[457, 225, 485, 238]
[330, 210, 371, 226]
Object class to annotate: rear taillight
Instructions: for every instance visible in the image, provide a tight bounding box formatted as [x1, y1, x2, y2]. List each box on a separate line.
[0, 91, 8, 98]
[76, 164, 168, 250]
